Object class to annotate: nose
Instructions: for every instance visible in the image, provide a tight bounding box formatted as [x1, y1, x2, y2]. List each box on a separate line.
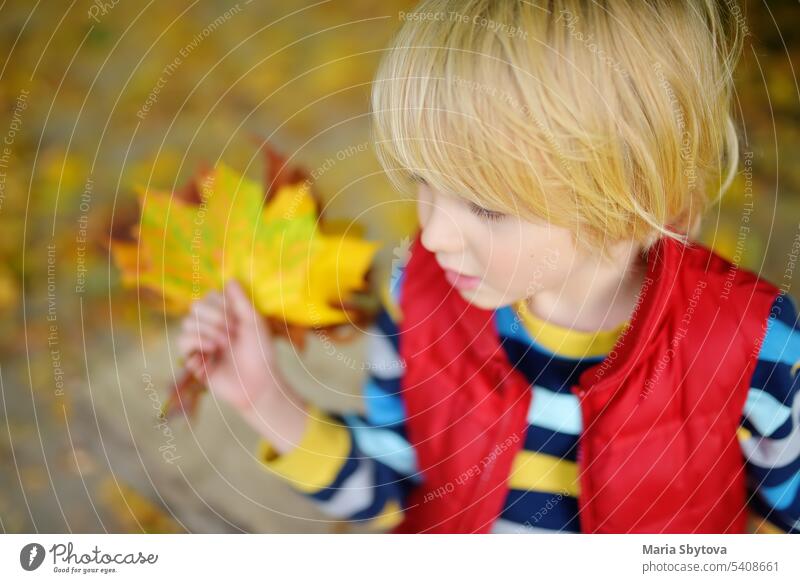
[418, 194, 465, 255]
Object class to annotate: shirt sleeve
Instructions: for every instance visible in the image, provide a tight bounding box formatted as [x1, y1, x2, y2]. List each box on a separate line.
[739, 290, 800, 534]
[255, 252, 419, 531]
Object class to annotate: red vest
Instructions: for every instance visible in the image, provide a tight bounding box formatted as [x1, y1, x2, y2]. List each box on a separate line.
[391, 231, 780, 533]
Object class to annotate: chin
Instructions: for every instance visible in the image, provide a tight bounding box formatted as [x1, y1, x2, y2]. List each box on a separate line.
[458, 287, 506, 310]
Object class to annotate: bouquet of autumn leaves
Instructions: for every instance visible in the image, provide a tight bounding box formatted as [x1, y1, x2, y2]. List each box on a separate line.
[110, 144, 381, 418]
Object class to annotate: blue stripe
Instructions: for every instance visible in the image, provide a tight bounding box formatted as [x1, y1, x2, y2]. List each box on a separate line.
[495, 305, 537, 345]
[760, 472, 800, 511]
[343, 412, 419, 479]
[390, 265, 405, 306]
[745, 488, 799, 533]
[499, 336, 599, 392]
[745, 455, 800, 488]
[347, 462, 405, 522]
[363, 378, 406, 426]
[750, 360, 799, 407]
[376, 308, 400, 352]
[500, 489, 581, 532]
[769, 292, 799, 328]
[306, 436, 363, 503]
[759, 317, 800, 367]
[370, 374, 402, 396]
[524, 424, 579, 462]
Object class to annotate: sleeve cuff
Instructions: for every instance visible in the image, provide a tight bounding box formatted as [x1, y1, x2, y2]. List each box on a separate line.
[256, 403, 352, 494]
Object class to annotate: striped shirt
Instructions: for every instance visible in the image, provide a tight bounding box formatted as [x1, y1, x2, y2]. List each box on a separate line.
[257, 257, 800, 533]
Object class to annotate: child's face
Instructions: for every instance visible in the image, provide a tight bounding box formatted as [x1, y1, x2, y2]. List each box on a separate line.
[416, 181, 579, 310]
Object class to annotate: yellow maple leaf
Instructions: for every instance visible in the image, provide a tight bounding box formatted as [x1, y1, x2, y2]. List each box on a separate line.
[112, 163, 380, 327]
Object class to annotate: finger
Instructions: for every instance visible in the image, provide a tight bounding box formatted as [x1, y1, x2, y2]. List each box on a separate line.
[177, 330, 224, 356]
[187, 353, 213, 383]
[185, 304, 234, 336]
[181, 317, 230, 346]
[190, 301, 227, 325]
[196, 351, 219, 378]
[189, 292, 223, 319]
[202, 290, 224, 306]
[185, 353, 203, 380]
[224, 279, 257, 322]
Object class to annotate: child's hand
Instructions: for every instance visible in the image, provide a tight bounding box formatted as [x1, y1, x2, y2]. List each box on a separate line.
[177, 280, 281, 413]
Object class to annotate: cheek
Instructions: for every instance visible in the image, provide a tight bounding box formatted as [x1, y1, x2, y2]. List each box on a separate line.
[526, 244, 573, 292]
[481, 239, 530, 288]
[415, 194, 431, 226]
[483, 232, 570, 294]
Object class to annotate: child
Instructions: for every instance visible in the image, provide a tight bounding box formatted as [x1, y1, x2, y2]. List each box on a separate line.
[176, 0, 800, 533]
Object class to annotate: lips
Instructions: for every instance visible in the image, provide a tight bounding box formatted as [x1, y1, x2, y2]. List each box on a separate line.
[442, 267, 481, 290]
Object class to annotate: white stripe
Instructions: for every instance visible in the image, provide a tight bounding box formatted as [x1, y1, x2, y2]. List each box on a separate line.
[740, 390, 800, 468]
[365, 328, 404, 380]
[347, 417, 419, 478]
[743, 387, 792, 437]
[490, 517, 568, 534]
[528, 385, 583, 435]
[314, 458, 376, 518]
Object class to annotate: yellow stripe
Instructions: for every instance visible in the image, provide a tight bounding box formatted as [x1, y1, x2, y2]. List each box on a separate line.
[513, 300, 628, 359]
[257, 404, 351, 494]
[366, 498, 405, 531]
[507, 450, 581, 497]
[737, 426, 752, 441]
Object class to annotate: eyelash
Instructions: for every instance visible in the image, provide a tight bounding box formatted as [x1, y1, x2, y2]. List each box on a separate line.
[410, 174, 504, 222]
[468, 202, 506, 222]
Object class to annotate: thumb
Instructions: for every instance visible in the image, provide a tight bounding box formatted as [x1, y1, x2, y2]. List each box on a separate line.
[224, 279, 258, 321]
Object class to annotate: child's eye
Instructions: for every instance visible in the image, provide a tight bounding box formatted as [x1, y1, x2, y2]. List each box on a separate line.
[409, 173, 428, 186]
[468, 202, 506, 222]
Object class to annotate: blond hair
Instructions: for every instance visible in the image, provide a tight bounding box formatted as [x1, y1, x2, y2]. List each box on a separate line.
[370, 0, 745, 259]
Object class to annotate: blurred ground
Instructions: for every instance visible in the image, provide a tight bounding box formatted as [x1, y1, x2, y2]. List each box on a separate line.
[1, 0, 798, 533]
[0, 0, 418, 534]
